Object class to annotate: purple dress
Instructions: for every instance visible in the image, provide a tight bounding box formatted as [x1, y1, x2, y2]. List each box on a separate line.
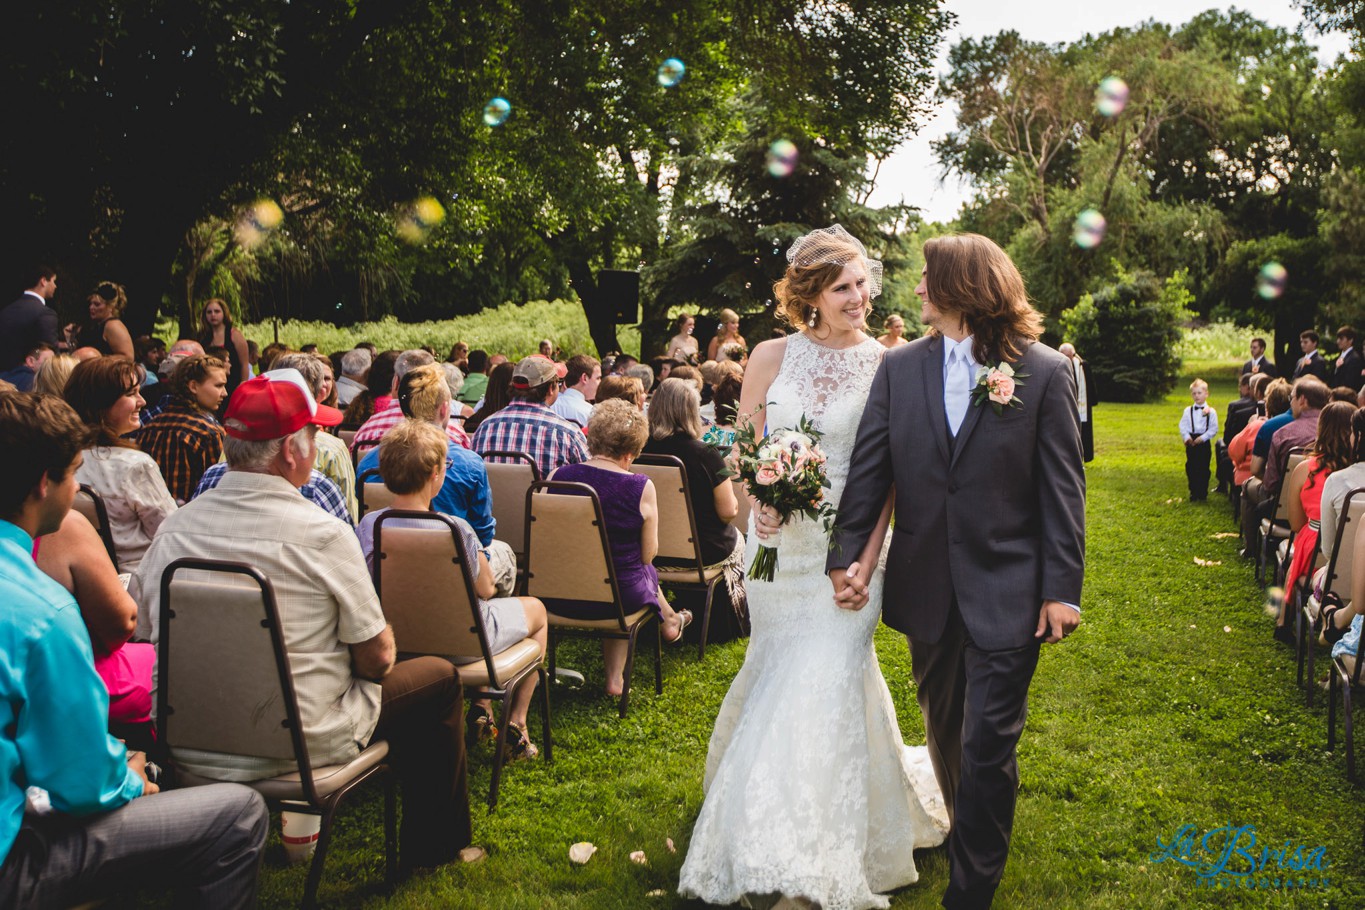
[548, 463, 660, 620]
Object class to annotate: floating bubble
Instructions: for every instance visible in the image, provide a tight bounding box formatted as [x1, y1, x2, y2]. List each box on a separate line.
[657, 58, 686, 87]
[235, 198, 283, 250]
[766, 139, 799, 178]
[1256, 261, 1287, 299]
[1071, 208, 1107, 250]
[396, 195, 446, 244]
[1095, 76, 1129, 117]
[482, 97, 511, 127]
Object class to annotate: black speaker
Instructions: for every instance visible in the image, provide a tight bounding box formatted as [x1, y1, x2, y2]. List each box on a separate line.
[598, 270, 640, 324]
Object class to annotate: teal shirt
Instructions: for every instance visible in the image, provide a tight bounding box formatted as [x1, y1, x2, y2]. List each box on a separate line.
[0, 519, 144, 863]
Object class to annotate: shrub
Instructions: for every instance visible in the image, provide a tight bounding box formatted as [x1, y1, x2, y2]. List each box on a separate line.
[1059, 269, 1192, 403]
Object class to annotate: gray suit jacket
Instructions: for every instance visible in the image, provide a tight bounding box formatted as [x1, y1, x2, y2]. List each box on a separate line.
[827, 335, 1086, 650]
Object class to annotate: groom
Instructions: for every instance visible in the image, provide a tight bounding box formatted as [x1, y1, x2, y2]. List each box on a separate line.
[827, 234, 1085, 909]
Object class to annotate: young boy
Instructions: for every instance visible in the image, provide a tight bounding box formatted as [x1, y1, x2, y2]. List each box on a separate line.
[1180, 378, 1219, 501]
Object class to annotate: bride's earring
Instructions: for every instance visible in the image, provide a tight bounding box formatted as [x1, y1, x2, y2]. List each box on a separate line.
[809, 307, 819, 328]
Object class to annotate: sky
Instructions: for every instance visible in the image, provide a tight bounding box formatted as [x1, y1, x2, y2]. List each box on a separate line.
[866, 0, 1356, 223]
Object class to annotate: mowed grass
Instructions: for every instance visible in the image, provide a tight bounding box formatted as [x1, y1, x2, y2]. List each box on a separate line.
[132, 362, 1362, 909]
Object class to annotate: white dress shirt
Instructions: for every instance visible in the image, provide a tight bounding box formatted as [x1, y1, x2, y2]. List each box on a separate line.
[550, 386, 593, 427]
[942, 335, 980, 436]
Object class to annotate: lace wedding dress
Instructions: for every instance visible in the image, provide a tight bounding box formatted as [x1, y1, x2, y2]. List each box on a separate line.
[678, 332, 947, 910]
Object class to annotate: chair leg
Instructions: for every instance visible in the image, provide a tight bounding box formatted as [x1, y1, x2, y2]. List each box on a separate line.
[1306, 628, 1318, 708]
[538, 667, 553, 762]
[697, 579, 719, 660]
[619, 632, 638, 718]
[488, 697, 507, 810]
[301, 804, 337, 910]
[548, 629, 559, 679]
[653, 617, 663, 695]
[1328, 669, 1339, 751]
[1345, 683, 1355, 783]
[384, 773, 397, 887]
[1296, 607, 1306, 690]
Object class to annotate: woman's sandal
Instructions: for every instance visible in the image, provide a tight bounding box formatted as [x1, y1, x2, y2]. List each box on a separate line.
[503, 721, 539, 763]
[664, 609, 694, 644]
[465, 704, 497, 747]
[1320, 604, 1349, 645]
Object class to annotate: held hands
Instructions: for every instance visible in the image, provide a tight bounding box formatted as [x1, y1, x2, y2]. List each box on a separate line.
[1035, 600, 1080, 644]
[830, 562, 869, 611]
[127, 750, 160, 796]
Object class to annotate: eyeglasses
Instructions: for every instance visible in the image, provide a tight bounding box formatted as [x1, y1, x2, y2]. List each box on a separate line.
[445, 457, 454, 471]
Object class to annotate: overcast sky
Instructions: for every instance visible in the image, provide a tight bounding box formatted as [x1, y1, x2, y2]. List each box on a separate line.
[867, 0, 1356, 223]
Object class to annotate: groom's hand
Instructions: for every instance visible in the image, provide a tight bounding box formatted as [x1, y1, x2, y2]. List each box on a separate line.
[830, 562, 869, 611]
[1035, 600, 1080, 644]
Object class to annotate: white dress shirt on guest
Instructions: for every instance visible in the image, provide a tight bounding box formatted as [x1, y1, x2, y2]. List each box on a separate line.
[551, 386, 593, 427]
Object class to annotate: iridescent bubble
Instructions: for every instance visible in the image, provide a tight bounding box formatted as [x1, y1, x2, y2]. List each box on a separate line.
[234, 198, 284, 250]
[1256, 261, 1288, 300]
[483, 97, 511, 127]
[657, 58, 686, 87]
[396, 195, 446, 245]
[766, 139, 799, 178]
[1095, 76, 1129, 117]
[1071, 208, 1107, 250]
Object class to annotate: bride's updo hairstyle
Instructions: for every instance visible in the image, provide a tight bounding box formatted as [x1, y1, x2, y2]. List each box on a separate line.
[922, 233, 1043, 366]
[773, 224, 883, 332]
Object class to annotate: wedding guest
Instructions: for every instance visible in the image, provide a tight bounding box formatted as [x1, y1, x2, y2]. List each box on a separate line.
[669, 364, 704, 393]
[448, 341, 469, 368]
[464, 362, 515, 434]
[706, 308, 746, 362]
[550, 354, 601, 428]
[667, 313, 699, 364]
[1239, 378, 1292, 555]
[1292, 330, 1330, 382]
[877, 313, 910, 349]
[1227, 374, 1270, 516]
[702, 369, 743, 450]
[1318, 407, 1365, 568]
[1282, 402, 1356, 604]
[1180, 379, 1218, 501]
[1241, 336, 1278, 378]
[438, 362, 472, 416]
[274, 353, 358, 521]
[342, 349, 398, 429]
[135, 336, 166, 388]
[458, 349, 490, 406]
[594, 374, 645, 410]
[196, 299, 251, 392]
[0, 341, 54, 391]
[0, 264, 59, 373]
[136, 354, 228, 503]
[1335, 326, 1365, 393]
[336, 347, 371, 407]
[313, 352, 338, 408]
[33, 353, 78, 397]
[70, 282, 134, 359]
[626, 363, 656, 397]
[351, 350, 470, 454]
[1332, 386, 1358, 403]
[258, 341, 288, 373]
[1263, 376, 1330, 497]
[548, 399, 693, 695]
[472, 356, 587, 479]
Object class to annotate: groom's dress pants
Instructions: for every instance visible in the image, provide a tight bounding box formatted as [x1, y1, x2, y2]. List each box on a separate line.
[911, 603, 1040, 910]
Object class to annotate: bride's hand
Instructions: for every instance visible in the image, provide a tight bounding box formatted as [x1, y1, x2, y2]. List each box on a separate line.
[831, 561, 869, 611]
[753, 503, 782, 541]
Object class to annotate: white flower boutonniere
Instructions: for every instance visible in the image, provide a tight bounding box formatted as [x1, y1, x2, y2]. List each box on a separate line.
[971, 361, 1029, 415]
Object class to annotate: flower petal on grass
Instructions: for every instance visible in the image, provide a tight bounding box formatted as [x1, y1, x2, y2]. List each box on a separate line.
[1193, 556, 1222, 567]
[569, 842, 597, 864]
[665, 837, 676, 854]
[629, 850, 648, 864]
[1209, 532, 1239, 539]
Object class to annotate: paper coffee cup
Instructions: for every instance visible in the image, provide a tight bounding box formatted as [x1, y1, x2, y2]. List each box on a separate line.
[281, 807, 321, 864]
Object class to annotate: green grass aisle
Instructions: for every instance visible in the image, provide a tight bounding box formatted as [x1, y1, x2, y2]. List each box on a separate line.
[167, 369, 1363, 909]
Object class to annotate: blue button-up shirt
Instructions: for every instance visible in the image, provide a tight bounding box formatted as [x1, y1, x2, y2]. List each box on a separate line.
[1, 520, 144, 862]
[357, 441, 498, 546]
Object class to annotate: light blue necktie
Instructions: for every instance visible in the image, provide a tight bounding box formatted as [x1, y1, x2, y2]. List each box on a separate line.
[945, 344, 973, 436]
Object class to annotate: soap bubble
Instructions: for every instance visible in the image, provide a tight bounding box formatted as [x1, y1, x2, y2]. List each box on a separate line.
[1095, 76, 1129, 117]
[1071, 208, 1107, 250]
[235, 198, 283, 250]
[766, 139, 799, 178]
[396, 196, 446, 244]
[1256, 261, 1287, 300]
[482, 97, 511, 127]
[657, 58, 686, 87]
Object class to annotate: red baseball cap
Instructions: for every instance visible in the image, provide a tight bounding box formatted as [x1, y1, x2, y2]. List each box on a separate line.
[223, 368, 344, 441]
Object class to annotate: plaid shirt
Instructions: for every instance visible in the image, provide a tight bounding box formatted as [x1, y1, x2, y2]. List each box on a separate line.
[194, 463, 353, 527]
[136, 398, 225, 503]
[350, 400, 470, 454]
[472, 400, 589, 479]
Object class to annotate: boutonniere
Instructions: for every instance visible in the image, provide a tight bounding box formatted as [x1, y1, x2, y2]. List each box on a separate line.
[971, 361, 1029, 415]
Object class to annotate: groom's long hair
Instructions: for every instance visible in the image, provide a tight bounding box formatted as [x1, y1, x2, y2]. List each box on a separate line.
[923, 234, 1043, 366]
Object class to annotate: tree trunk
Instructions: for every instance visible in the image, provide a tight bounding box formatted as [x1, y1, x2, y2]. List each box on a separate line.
[567, 260, 621, 357]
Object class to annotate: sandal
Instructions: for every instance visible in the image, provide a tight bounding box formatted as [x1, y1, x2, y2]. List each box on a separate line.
[465, 704, 497, 747]
[1320, 593, 1350, 646]
[502, 721, 539, 763]
[664, 609, 693, 644]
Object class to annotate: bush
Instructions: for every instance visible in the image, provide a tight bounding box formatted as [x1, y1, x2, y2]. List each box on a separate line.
[1176, 320, 1270, 362]
[1059, 269, 1192, 403]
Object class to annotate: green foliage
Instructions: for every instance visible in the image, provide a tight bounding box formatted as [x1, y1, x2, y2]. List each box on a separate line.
[1175, 321, 1271, 362]
[1060, 269, 1191, 402]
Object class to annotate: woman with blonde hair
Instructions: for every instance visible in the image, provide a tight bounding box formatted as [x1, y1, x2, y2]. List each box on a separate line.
[69, 281, 134, 359]
[706, 307, 746, 362]
[877, 312, 910, 349]
[594, 373, 645, 410]
[32, 353, 79, 397]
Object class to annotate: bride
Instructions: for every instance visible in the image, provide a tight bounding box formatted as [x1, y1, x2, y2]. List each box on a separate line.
[678, 226, 946, 910]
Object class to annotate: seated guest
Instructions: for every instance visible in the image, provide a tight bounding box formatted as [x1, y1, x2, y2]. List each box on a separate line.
[0, 391, 267, 908]
[135, 335, 166, 388]
[626, 363, 656, 398]
[1239, 378, 1292, 554]
[594, 373, 645, 411]
[137, 353, 228, 503]
[32, 352, 78, 397]
[642, 378, 748, 634]
[357, 421, 547, 758]
[359, 365, 516, 594]
[351, 349, 470, 453]
[459, 349, 491, 406]
[342, 349, 398, 429]
[1281, 402, 1355, 611]
[1218, 372, 1258, 493]
[274, 353, 358, 521]
[63, 356, 179, 572]
[1332, 386, 1358, 403]
[702, 368, 743, 449]
[669, 363, 704, 393]
[548, 399, 693, 695]
[1319, 407, 1365, 568]
[0, 341, 54, 391]
[194, 460, 353, 526]
[313, 352, 338, 408]
[550, 354, 601, 428]
[1262, 376, 1330, 497]
[336, 347, 371, 407]
[473, 355, 588, 479]
[464, 361, 515, 434]
[132, 370, 474, 871]
[438, 362, 474, 417]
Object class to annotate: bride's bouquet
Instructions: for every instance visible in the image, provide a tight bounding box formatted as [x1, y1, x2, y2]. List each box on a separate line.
[728, 407, 836, 582]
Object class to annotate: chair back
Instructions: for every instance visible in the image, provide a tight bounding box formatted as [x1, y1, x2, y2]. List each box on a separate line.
[357, 469, 396, 519]
[157, 558, 319, 799]
[525, 480, 625, 624]
[1322, 488, 1365, 598]
[73, 484, 119, 570]
[632, 454, 704, 579]
[337, 429, 358, 450]
[1273, 449, 1309, 521]
[372, 510, 502, 683]
[483, 452, 540, 562]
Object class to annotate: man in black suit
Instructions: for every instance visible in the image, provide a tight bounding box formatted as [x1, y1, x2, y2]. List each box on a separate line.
[1292, 330, 1330, 382]
[1217, 372, 1260, 496]
[1241, 337, 1278, 379]
[1333, 325, 1365, 394]
[0, 264, 59, 373]
[828, 234, 1085, 910]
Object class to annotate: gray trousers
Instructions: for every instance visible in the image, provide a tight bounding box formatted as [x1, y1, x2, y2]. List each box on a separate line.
[0, 783, 268, 909]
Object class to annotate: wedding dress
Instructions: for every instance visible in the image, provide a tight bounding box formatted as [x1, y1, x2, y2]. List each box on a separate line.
[678, 332, 947, 910]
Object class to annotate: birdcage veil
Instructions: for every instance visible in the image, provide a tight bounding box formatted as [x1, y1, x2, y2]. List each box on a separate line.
[785, 224, 883, 299]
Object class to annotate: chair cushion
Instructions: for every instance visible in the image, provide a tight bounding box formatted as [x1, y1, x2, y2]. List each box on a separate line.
[178, 740, 390, 801]
[549, 607, 653, 631]
[454, 638, 543, 688]
[656, 565, 724, 585]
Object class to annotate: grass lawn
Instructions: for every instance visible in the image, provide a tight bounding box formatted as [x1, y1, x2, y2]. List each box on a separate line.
[137, 364, 1362, 909]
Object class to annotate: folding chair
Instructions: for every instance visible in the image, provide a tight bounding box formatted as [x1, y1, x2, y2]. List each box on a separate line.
[483, 451, 540, 574]
[371, 510, 551, 808]
[357, 469, 396, 520]
[73, 484, 119, 571]
[1329, 625, 1365, 783]
[1299, 489, 1365, 704]
[1258, 448, 1307, 586]
[632, 454, 725, 658]
[337, 428, 358, 450]
[524, 480, 662, 718]
[157, 558, 395, 909]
